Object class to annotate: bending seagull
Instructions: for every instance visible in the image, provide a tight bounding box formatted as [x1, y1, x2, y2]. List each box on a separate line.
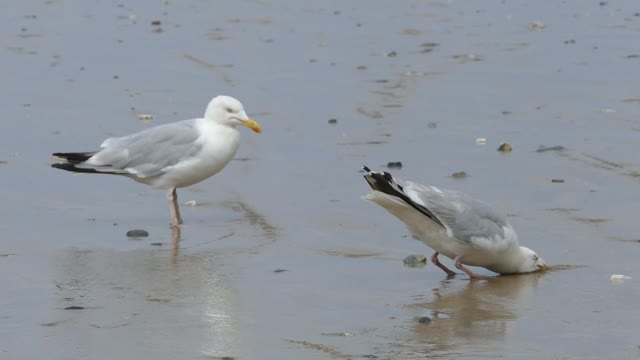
[51, 95, 261, 227]
[362, 166, 547, 278]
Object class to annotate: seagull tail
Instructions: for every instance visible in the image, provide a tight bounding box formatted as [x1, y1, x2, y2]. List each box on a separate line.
[51, 162, 100, 174]
[361, 166, 445, 227]
[52, 151, 97, 164]
[362, 166, 405, 194]
[51, 151, 124, 175]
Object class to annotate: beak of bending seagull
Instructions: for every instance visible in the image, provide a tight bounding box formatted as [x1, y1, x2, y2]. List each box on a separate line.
[51, 95, 261, 227]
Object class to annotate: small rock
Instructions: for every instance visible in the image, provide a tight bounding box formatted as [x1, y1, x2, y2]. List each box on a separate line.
[528, 21, 545, 30]
[356, 65, 367, 70]
[497, 142, 512, 152]
[610, 274, 631, 281]
[273, 269, 288, 273]
[385, 51, 397, 57]
[536, 145, 566, 153]
[320, 332, 353, 337]
[126, 229, 149, 238]
[386, 161, 403, 169]
[551, 179, 565, 183]
[451, 171, 469, 179]
[150, 242, 163, 246]
[138, 114, 153, 121]
[476, 138, 487, 145]
[418, 316, 432, 324]
[563, 39, 576, 45]
[403, 254, 427, 265]
[328, 118, 337, 124]
[151, 20, 162, 26]
[64, 306, 84, 310]
[502, 111, 512, 115]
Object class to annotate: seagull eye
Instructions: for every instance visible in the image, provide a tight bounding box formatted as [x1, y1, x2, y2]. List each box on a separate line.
[225, 107, 233, 113]
[533, 255, 538, 261]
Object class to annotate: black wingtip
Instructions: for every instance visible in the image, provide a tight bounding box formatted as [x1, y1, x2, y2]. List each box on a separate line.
[51, 162, 98, 174]
[52, 151, 96, 164]
[361, 165, 445, 227]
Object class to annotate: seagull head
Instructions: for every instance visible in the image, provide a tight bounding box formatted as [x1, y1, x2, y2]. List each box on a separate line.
[516, 246, 548, 273]
[205, 95, 262, 133]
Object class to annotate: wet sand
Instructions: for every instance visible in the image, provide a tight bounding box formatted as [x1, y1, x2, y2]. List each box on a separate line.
[1, 1, 639, 359]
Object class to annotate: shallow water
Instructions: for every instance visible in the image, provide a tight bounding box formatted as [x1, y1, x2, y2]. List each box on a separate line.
[1, 1, 639, 359]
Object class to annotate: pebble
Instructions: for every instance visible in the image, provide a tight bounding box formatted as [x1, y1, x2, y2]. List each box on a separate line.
[138, 114, 153, 121]
[528, 21, 545, 30]
[328, 118, 337, 124]
[150, 242, 163, 246]
[385, 51, 397, 57]
[418, 316, 432, 324]
[451, 171, 468, 179]
[403, 254, 427, 265]
[610, 274, 631, 281]
[126, 229, 149, 238]
[320, 332, 353, 337]
[497, 142, 512, 152]
[551, 179, 565, 183]
[386, 161, 403, 168]
[273, 269, 288, 273]
[64, 306, 84, 310]
[536, 145, 566, 153]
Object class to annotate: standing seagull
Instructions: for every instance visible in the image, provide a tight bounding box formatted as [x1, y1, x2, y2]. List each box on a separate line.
[51, 95, 261, 227]
[362, 166, 547, 278]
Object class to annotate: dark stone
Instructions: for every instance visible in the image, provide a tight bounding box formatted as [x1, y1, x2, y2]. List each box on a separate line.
[273, 269, 288, 273]
[403, 254, 427, 265]
[64, 306, 84, 310]
[551, 179, 565, 183]
[451, 171, 468, 179]
[328, 118, 337, 124]
[497, 142, 512, 152]
[126, 229, 149, 238]
[536, 145, 566, 153]
[150, 242, 163, 246]
[386, 161, 403, 168]
[418, 316, 432, 324]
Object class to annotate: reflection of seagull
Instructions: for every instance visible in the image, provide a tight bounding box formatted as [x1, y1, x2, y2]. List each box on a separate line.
[51, 96, 261, 227]
[362, 167, 547, 278]
[404, 274, 545, 357]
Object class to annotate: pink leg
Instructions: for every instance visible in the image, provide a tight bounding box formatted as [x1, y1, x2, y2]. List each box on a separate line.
[454, 255, 483, 279]
[166, 188, 183, 227]
[431, 252, 457, 276]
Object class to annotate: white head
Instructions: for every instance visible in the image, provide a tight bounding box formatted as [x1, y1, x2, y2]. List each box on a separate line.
[204, 95, 262, 133]
[512, 246, 548, 274]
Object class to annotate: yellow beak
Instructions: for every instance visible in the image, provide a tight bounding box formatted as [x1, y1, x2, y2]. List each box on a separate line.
[240, 118, 262, 133]
[537, 264, 549, 271]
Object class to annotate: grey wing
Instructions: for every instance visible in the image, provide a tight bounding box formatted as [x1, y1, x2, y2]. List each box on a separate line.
[83, 119, 202, 177]
[403, 183, 510, 246]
